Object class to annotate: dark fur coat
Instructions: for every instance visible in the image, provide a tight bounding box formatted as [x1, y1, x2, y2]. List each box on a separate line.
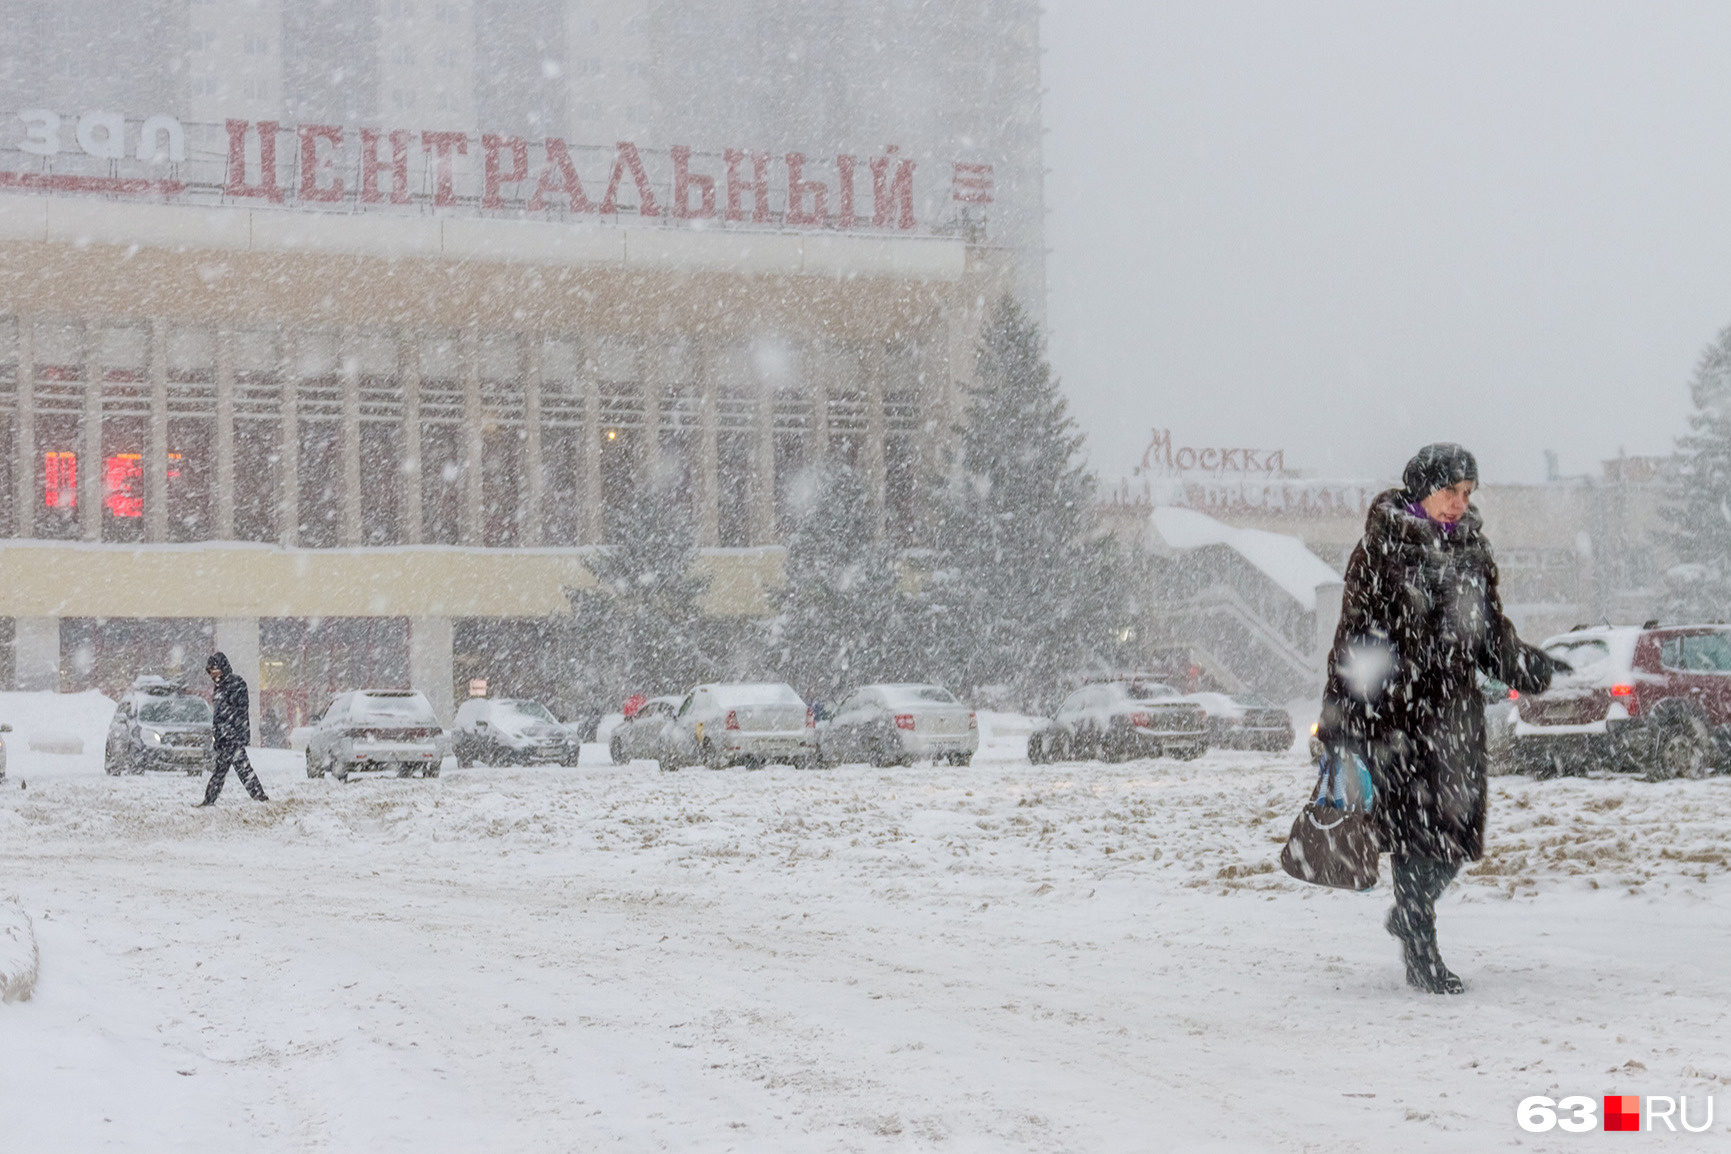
[1317, 490, 1556, 862]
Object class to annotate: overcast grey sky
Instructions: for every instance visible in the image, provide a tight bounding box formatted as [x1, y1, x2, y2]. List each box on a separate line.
[1041, 1, 1731, 487]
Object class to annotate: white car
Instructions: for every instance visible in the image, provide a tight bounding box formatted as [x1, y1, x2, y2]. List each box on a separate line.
[817, 683, 977, 767]
[662, 682, 816, 769]
[451, 697, 579, 766]
[305, 689, 446, 780]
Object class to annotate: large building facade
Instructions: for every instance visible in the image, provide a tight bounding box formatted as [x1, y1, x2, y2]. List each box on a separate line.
[0, 1, 1041, 730]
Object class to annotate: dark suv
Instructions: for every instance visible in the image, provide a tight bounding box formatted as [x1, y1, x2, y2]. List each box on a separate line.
[1511, 624, 1731, 780]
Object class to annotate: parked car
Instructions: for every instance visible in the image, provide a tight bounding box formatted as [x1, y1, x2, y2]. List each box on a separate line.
[609, 695, 684, 764]
[1181, 692, 1294, 752]
[104, 676, 214, 775]
[661, 682, 817, 769]
[1028, 680, 1207, 763]
[451, 697, 579, 766]
[1511, 623, 1731, 780]
[305, 689, 445, 780]
[817, 683, 978, 767]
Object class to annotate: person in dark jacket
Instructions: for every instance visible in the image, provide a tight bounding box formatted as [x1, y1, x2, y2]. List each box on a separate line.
[197, 652, 269, 805]
[1317, 443, 1558, 993]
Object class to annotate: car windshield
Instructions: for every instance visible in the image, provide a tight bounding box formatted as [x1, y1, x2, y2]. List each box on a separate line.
[1545, 639, 1613, 678]
[712, 683, 803, 708]
[879, 685, 958, 706]
[139, 697, 211, 724]
[501, 700, 558, 724]
[354, 694, 438, 725]
[1123, 682, 1178, 701]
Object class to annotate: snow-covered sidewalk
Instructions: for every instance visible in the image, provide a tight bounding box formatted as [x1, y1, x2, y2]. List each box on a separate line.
[2, 708, 1728, 1150]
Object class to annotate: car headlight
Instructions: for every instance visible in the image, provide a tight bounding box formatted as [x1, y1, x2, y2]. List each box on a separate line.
[141, 728, 163, 746]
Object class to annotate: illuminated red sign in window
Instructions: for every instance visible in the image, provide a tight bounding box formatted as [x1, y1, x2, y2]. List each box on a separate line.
[104, 454, 143, 518]
[43, 452, 76, 509]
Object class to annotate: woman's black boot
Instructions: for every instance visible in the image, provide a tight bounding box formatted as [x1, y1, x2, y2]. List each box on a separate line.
[1388, 856, 1465, 994]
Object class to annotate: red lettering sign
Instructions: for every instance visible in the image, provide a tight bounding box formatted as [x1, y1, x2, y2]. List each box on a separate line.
[952, 162, 994, 204]
[43, 452, 76, 509]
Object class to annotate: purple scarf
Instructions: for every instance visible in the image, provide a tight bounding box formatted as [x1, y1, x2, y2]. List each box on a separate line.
[1405, 500, 1459, 535]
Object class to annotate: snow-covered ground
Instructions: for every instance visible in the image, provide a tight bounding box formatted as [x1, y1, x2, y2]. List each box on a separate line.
[2, 695, 1729, 1150]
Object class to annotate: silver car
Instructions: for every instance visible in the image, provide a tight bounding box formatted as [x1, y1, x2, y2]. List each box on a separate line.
[1028, 680, 1208, 763]
[817, 683, 978, 767]
[104, 677, 214, 775]
[305, 689, 445, 780]
[451, 697, 578, 766]
[610, 695, 684, 764]
[662, 682, 816, 769]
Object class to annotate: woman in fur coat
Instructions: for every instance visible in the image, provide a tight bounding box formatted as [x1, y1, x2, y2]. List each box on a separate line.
[1317, 443, 1560, 993]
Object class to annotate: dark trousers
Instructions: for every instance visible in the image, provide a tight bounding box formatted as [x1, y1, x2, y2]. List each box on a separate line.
[204, 744, 268, 803]
[1389, 854, 1458, 944]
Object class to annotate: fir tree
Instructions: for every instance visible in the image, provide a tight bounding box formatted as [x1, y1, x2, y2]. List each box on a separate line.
[922, 295, 1129, 704]
[764, 464, 912, 701]
[1661, 322, 1731, 620]
[564, 494, 714, 711]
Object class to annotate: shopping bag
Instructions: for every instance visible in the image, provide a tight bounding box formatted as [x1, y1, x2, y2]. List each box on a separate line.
[1279, 747, 1380, 891]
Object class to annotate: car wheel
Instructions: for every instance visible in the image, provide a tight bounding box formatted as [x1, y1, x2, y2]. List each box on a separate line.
[1651, 718, 1712, 781]
[423, 765, 440, 778]
[332, 758, 350, 782]
[951, 753, 973, 767]
[104, 746, 122, 776]
[306, 750, 325, 778]
[1026, 733, 1045, 764]
[609, 736, 625, 765]
[701, 740, 726, 770]
[456, 747, 474, 769]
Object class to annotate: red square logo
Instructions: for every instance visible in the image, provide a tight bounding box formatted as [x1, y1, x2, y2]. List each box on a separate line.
[1604, 1095, 1640, 1131]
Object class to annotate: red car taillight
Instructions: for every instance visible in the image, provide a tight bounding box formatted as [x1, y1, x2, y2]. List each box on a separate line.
[1129, 711, 1150, 727]
[725, 709, 740, 731]
[805, 707, 815, 729]
[968, 711, 977, 730]
[1507, 689, 1519, 700]
[894, 713, 915, 731]
[1609, 684, 1638, 715]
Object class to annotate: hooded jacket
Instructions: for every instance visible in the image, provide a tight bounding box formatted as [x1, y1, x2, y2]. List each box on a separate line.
[1317, 489, 1555, 862]
[206, 652, 250, 750]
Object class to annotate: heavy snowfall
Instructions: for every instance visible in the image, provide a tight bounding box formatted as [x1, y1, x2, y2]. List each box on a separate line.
[3, 692, 1729, 1151]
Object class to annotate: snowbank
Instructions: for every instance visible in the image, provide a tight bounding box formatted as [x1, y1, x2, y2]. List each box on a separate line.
[0, 896, 38, 1002]
[1150, 505, 1341, 609]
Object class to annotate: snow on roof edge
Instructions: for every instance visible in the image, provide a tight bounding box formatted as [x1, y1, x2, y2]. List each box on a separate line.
[1149, 506, 1342, 611]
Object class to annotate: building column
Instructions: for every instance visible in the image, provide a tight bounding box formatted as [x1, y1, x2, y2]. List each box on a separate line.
[522, 334, 544, 546]
[79, 322, 101, 541]
[409, 615, 455, 725]
[14, 616, 59, 691]
[864, 341, 887, 539]
[751, 374, 775, 546]
[277, 344, 299, 547]
[459, 327, 483, 547]
[214, 616, 261, 745]
[399, 332, 423, 545]
[145, 319, 168, 543]
[14, 320, 35, 538]
[696, 337, 719, 547]
[579, 341, 602, 545]
[213, 327, 236, 538]
[339, 337, 362, 546]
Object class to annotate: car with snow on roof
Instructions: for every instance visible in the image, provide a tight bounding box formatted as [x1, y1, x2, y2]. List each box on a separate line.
[1181, 692, 1294, 752]
[104, 675, 214, 775]
[815, 683, 977, 767]
[305, 689, 446, 780]
[660, 682, 817, 769]
[1511, 623, 1731, 781]
[1027, 679, 1207, 763]
[451, 697, 578, 766]
[609, 694, 684, 764]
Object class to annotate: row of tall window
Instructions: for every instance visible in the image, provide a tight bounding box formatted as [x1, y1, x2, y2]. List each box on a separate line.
[0, 321, 937, 548]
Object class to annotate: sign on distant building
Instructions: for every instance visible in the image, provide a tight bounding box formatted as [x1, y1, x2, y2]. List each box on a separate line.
[1127, 428, 1375, 519]
[2, 108, 995, 234]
